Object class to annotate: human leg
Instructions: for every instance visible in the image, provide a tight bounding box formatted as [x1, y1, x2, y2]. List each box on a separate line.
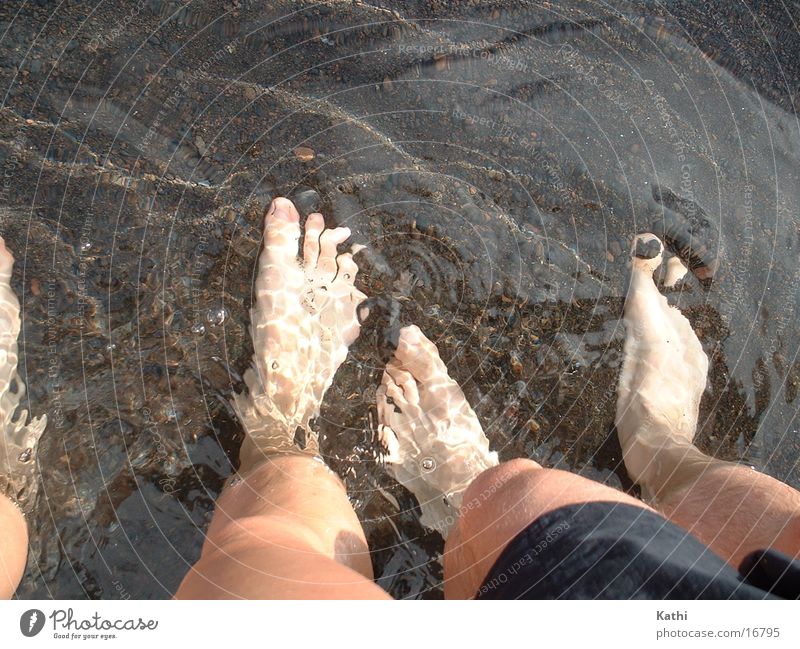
[176, 452, 387, 599]
[442, 460, 657, 599]
[615, 233, 800, 567]
[0, 236, 47, 599]
[0, 494, 27, 598]
[375, 325, 658, 598]
[176, 198, 387, 599]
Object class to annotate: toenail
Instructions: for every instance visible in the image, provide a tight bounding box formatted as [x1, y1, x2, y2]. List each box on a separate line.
[634, 237, 661, 260]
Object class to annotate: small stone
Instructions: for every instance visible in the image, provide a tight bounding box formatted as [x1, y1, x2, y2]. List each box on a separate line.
[244, 85, 258, 101]
[510, 351, 523, 377]
[528, 419, 541, 433]
[488, 169, 505, 181]
[293, 146, 315, 162]
[294, 189, 320, 214]
[606, 251, 614, 262]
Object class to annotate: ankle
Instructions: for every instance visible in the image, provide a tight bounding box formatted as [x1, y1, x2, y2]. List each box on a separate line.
[624, 438, 715, 501]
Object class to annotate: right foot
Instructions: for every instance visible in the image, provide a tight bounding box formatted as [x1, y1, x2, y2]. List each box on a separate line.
[615, 233, 708, 498]
[0, 237, 47, 511]
[377, 325, 498, 538]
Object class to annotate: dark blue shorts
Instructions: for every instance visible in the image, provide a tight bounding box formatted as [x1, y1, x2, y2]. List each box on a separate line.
[475, 502, 800, 599]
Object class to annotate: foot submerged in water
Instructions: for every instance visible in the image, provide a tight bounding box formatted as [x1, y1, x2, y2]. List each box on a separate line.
[0, 237, 47, 511]
[232, 198, 368, 472]
[615, 233, 708, 499]
[377, 325, 498, 538]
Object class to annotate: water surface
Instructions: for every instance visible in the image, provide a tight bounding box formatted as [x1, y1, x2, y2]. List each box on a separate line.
[0, 0, 798, 598]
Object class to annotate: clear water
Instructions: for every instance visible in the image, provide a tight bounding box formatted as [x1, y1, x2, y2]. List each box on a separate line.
[0, 0, 798, 599]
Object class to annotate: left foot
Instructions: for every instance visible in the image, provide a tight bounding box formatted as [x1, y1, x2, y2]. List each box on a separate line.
[0, 237, 47, 510]
[232, 198, 368, 472]
[377, 325, 498, 537]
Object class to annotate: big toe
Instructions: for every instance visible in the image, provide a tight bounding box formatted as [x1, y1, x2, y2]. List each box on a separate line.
[264, 197, 301, 265]
[394, 325, 448, 384]
[631, 232, 664, 275]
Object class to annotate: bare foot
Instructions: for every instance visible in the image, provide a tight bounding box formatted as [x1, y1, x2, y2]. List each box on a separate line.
[0, 237, 47, 510]
[232, 198, 367, 473]
[377, 325, 498, 538]
[615, 233, 708, 499]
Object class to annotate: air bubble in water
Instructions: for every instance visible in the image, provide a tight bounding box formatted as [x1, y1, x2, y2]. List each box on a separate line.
[18, 448, 33, 463]
[80, 240, 92, 252]
[271, 361, 279, 369]
[191, 322, 206, 335]
[421, 457, 436, 471]
[206, 307, 227, 326]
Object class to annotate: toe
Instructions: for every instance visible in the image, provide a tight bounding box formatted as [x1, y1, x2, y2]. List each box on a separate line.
[257, 200, 303, 298]
[0, 237, 13, 282]
[377, 424, 402, 464]
[377, 379, 401, 430]
[339, 293, 368, 347]
[334, 252, 359, 285]
[381, 366, 409, 407]
[303, 213, 324, 268]
[317, 226, 352, 279]
[663, 254, 689, 288]
[264, 198, 301, 265]
[631, 233, 664, 275]
[385, 362, 420, 405]
[394, 325, 448, 384]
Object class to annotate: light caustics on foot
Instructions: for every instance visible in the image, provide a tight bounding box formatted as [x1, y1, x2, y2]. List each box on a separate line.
[377, 325, 498, 538]
[0, 238, 47, 509]
[615, 233, 708, 500]
[231, 198, 367, 472]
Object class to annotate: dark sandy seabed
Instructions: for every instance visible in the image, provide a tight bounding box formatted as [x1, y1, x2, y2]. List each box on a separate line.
[0, 0, 798, 599]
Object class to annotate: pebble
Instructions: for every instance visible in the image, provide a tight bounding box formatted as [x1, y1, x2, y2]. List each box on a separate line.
[294, 189, 320, 214]
[293, 146, 315, 162]
[509, 351, 523, 377]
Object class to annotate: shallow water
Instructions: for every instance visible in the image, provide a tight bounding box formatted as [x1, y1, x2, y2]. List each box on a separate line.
[0, 0, 798, 599]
